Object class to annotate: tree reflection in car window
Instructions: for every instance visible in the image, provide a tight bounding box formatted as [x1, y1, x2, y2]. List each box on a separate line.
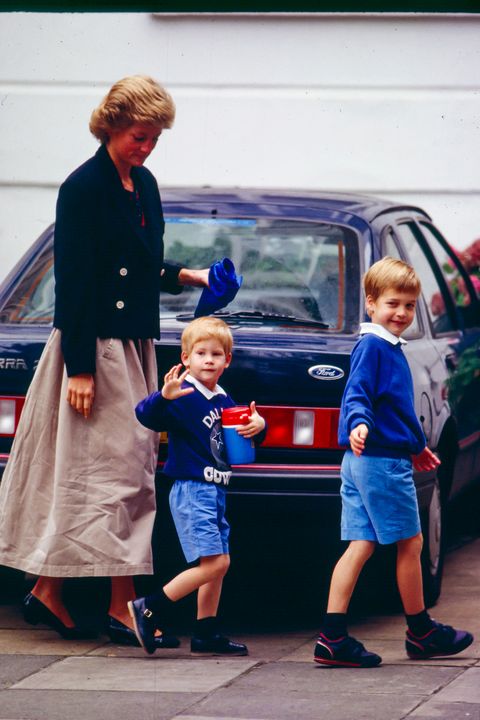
[394, 223, 456, 335]
[162, 217, 360, 332]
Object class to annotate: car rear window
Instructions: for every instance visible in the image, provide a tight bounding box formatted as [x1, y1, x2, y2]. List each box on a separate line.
[0, 218, 360, 333]
[162, 217, 360, 332]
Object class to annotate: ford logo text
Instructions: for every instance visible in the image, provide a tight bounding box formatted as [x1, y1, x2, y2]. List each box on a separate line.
[308, 364, 345, 381]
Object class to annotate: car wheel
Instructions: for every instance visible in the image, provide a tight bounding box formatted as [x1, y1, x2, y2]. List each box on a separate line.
[421, 475, 444, 608]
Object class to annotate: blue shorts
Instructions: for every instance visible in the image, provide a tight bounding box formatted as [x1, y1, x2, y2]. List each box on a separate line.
[340, 451, 421, 545]
[169, 480, 230, 564]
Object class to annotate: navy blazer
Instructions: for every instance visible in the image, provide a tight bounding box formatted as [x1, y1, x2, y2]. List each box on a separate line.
[53, 145, 182, 377]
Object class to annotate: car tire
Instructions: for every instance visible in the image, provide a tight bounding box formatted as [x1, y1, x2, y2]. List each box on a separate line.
[421, 475, 444, 608]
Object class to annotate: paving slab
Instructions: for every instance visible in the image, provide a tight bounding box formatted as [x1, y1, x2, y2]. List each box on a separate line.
[177, 716, 267, 720]
[408, 701, 480, 718]
[182, 661, 461, 720]
[11, 656, 257, 693]
[0, 655, 60, 689]
[188, 686, 423, 720]
[0, 689, 204, 720]
[0, 628, 104, 656]
[430, 667, 480, 704]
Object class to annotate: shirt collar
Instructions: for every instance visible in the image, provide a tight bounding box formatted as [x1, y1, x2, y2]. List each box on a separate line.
[185, 373, 227, 399]
[359, 322, 408, 345]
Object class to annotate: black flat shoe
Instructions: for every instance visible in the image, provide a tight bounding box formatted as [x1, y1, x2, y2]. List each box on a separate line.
[106, 616, 180, 649]
[23, 593, 97, 640]
[191, 633, 248, 655]
[127, 598, 157, 654]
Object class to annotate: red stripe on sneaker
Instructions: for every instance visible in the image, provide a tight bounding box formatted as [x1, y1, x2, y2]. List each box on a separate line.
[407, 628, 435, 641]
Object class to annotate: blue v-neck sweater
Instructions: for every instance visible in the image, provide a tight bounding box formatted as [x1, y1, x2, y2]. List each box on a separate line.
[338, 334, 426, 458]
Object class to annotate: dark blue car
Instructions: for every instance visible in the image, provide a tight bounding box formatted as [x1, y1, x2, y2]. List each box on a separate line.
[0, 189, 479, 605]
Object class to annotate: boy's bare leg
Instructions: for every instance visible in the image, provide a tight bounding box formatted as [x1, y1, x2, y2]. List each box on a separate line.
[164, 554, 230, 602]
[396, 533, 425, 614]
[197, 576, 224, 619]
[327, 540, 376, 612]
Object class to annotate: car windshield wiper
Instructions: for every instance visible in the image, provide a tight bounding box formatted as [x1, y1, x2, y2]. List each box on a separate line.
[176, 310, 329, 329]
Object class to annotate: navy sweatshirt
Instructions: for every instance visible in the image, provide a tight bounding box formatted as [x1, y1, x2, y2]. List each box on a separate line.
[338, 327, 426, 458]
[136, 376, 265, 486]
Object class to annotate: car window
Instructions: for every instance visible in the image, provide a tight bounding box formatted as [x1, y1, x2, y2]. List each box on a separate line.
[417, 222, 480, 329]
[382, 229, 422, 338]
[394, 222, 457, 335]
[162, 217, 360, 332]
[0, 245, 54, 325]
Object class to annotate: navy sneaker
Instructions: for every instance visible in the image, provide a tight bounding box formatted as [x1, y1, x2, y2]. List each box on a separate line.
[127, 598, 157, 655]
[406, 620, 473, 659]
[314, 632, 382, 668]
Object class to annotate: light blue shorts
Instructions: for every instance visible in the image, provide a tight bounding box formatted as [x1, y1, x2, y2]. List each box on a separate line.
[169, 480, 230, 564]
[340, 451, 421, 545]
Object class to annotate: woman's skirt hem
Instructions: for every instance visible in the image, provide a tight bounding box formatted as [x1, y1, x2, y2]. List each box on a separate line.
[0, 554, 154, 578]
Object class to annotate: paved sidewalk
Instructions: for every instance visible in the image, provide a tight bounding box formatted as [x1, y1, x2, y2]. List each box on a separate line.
[0, 539, 479, 720]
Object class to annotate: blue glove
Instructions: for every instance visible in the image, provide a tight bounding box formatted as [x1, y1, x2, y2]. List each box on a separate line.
[194, 258, 243, 318]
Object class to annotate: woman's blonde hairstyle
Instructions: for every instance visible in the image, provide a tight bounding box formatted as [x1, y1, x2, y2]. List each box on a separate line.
[181, 317, 233, 357]
[364, 256, 421, 301]
[89, 75, 175, 144]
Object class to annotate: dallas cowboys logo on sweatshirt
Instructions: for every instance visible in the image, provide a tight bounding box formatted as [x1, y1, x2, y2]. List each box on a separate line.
[135, 374, 235, 486]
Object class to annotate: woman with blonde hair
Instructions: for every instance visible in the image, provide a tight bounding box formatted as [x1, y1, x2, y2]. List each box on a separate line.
[0, 76, 209, 646]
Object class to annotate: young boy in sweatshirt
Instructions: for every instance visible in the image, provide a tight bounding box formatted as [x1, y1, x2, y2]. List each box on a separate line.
[129, 316, 266, 655]
[314, 256, 473, 668]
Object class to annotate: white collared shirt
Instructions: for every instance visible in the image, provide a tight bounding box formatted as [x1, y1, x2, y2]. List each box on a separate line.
[185, 373, 227, 399]
[359, 322, 407, 346]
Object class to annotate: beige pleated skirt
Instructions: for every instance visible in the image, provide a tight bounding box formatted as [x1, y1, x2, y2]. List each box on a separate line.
[0, 330, 159, 577]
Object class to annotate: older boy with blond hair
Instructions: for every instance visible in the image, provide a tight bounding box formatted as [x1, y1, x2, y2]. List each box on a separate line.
[314, 257, 473, 668]
[129, 317, 266, 655]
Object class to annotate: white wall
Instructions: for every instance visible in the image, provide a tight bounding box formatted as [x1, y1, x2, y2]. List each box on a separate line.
[1, 12, 479, 280]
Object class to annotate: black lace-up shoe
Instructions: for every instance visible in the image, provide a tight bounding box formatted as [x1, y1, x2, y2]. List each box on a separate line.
[314, 632, 382, 668]
[406, 620, 473, 659]
[191, 633, 248, 655]
[127, 598, 157, 655]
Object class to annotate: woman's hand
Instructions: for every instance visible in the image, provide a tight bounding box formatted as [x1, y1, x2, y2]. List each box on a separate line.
[161, 364, 195, 401]
[177, 267, 210, 288]
[349, 423, 368, 456]
[67, 374, 95, 419]
[236, 401, 266, 439]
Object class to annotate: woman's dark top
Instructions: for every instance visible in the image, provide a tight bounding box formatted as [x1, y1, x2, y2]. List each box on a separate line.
[53, 144, 182, 377]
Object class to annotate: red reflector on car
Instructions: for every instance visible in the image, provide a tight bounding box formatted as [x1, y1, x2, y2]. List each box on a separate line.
[257, 405, 341, 449]
[0, 396, 25, 437]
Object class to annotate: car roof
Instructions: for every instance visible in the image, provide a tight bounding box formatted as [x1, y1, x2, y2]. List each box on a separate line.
[160, 187, 431, 223]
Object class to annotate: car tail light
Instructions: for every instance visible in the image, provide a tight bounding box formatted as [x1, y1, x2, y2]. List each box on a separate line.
[258, 406, 342, 449]
[0, 396, 25, 437]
